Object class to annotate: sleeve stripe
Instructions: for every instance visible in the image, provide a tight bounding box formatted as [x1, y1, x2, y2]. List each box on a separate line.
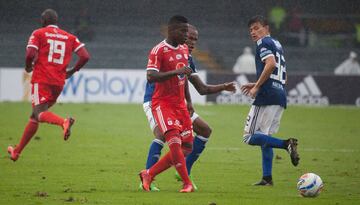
[27, 45, 38, 50]
[190, 73, 199, 76]
[74, 43, 85, 52]
[146, 68, 159, 72]
[261, 54, 274, 62]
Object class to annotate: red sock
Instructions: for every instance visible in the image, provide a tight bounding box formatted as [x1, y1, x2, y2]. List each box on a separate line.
[15, 119, 39, 154]
[148, 152, 173, 177]
[38, 111, 64, 127]
[168, 137, 191, 185]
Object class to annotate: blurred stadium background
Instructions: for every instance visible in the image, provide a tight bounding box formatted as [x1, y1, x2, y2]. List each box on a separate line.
[1, 0, 360, 71]
[0, 0, 360, 105]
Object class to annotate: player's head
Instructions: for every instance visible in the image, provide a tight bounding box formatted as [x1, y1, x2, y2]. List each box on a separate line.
[167, 15, 189, 45]
[41, 9, 58, 27]
[186, 25, 198, 53]
[248, 15, 270, 42]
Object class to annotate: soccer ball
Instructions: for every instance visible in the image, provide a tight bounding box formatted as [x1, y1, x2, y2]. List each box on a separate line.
[297, 173, 323, 197]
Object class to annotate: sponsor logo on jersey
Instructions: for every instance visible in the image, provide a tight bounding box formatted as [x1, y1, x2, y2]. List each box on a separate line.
[169, 57, 174, 62]
[176, 54, 182, 60]
[45, 32, 68, 39]
[176, 62, 187, 80]
[288, 75, 329, 105]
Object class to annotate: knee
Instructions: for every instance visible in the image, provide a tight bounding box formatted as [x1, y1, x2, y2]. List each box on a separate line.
[182, 142, 193, 157]
[243, 133, 252, 144]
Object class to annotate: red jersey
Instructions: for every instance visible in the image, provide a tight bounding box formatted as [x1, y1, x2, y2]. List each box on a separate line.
[147, 40, 189, 107]
[27, 25, 84, 86]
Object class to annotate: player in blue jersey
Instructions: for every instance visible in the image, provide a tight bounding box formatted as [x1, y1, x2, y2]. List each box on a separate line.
[142, 24, 236, 191]
[241, 15, 300, 186]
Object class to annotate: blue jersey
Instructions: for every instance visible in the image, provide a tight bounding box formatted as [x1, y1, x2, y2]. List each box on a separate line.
[253, 35, 287, 108]
[143, 55, 197, 103]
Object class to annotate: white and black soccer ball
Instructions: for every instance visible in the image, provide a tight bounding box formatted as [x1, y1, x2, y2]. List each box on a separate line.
[297, 173, 323, 197]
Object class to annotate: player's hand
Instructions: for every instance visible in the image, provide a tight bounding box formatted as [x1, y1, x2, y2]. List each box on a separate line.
[240, 83, 256, 96]
[176, 66, 192, 76]
[248, 86, 259, 98]
[187, 102, 195, 116]
[66, 69, 76, 79]
[223, 82, 237, 93]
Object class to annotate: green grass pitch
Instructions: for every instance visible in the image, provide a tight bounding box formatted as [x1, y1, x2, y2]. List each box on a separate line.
[1, 102, 359, 205]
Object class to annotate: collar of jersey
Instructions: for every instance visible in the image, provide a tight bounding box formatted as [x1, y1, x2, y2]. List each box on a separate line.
[47, 25, 59, 28]
[163, 40, 179, 50]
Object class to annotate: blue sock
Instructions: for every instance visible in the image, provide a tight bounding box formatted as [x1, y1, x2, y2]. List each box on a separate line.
[145, 139, 164, 169]
[261, 146, 273, 178]
[248, 132, 286, 149]
[186, 135, 208, 175]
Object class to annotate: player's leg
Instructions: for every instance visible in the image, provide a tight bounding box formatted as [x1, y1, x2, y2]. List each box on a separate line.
[8, 112, 39, 161]
[243, 106, 287, 149]
[186, 113, 211, 175]
[34, 83, 74, 140]
[268, 106, 300, 166]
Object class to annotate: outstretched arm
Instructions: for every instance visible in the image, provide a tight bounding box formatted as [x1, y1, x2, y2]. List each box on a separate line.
[147, 66, 192, 83]
[189, 75, 236, 95]
[66, 47, 90, 79]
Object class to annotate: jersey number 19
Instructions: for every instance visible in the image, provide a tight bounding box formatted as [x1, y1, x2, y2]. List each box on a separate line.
[47, 39, 65, 64]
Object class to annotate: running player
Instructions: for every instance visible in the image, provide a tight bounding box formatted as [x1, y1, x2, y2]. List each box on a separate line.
[139, 15, 195, 193]
[7, 9, 90, 161]
[241, 15, 300, 185]
[141, 24, 236, 191]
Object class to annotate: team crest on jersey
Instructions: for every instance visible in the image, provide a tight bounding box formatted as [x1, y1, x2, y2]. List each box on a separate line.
[176, 54, 182, 60]
[169, 56, 174, 61]
[167, 118, 173, 125]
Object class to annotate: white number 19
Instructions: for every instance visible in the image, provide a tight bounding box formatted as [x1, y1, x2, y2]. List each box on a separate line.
[47, 39, 65, 64]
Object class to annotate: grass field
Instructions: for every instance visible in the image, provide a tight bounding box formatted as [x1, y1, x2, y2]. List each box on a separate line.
[1, 102, 360, 205]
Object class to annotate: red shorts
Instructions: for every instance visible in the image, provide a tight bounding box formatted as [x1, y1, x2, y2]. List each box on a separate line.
[152, 104, 193, 143]
[31, 83, 63, 108]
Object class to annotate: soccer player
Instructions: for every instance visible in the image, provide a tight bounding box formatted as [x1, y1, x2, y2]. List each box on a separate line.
[241, 15, 299, 185]
[141, 24, 236, 191]
[139, 15, 195, 193]
[7, 9, 90, 161]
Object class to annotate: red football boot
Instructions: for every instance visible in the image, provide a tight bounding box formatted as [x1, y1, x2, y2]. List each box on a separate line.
[139, 170, 153, 191]
[7, 146, 19, 161]
[63, 117, 75, 141]
[179, 184, 194, 193]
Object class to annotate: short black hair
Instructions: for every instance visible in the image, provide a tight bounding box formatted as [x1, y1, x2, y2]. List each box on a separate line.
[41, 9, 58, 25]
[248, 15, 268, 27]
[168, 15, 188, 25]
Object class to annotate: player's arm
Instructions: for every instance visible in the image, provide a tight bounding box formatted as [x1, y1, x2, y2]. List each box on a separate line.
[25, 47, 38, 73]
[189, 75, 236, 95]
[247, 56, 276, 98]
[147, 67, 192, 83]
[66, 47, 90, 79]
[184, 79, 194, 116]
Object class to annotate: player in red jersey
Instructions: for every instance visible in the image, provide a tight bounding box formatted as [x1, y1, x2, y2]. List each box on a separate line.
[139, 15, 195, 193]
[7, 9, 90, 161]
